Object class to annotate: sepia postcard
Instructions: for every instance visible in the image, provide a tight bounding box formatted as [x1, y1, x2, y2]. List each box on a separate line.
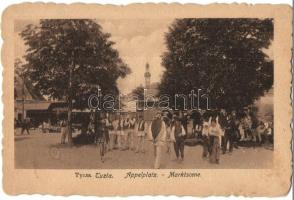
[1, 3, 292, 196]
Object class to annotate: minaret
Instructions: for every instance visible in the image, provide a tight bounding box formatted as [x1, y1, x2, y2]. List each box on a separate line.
[144, 63, 151, 89]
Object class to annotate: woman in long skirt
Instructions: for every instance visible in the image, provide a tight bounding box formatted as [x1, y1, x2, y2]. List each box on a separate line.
[210, 136, 221, 163]
[209, 117, 223, 164]
[60, 120, 67, 144]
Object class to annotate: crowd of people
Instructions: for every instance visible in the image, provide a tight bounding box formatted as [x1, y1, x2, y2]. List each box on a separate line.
[56, 107, 273, 169]
[16, 108, 273, 169]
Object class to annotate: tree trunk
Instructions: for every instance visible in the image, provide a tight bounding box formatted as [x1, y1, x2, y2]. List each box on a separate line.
[67, 66, 73, 146]
[67, 95, 73, 146]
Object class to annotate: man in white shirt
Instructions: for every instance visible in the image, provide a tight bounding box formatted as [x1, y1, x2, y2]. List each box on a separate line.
[147, 112, 167, 169]
[170, 116, 186, 161]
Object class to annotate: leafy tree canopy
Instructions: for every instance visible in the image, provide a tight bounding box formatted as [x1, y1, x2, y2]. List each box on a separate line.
[132, 85, 145, 100]
[159, 18, 273, 110]
[21, 19, 131, 108]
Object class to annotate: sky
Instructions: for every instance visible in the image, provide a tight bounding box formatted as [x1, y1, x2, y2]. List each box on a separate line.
[14, 19, 273, 95]
[14, 19, 174, 95]
[97, 19, 174, 94]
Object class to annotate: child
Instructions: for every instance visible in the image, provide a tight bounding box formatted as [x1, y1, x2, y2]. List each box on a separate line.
[201, 117, 211, 158]
[239, 118, 246, 141]
[264, 122, 273, 141]
[253, 121, 265, 145]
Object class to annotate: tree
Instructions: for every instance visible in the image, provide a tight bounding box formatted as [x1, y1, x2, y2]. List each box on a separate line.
[159, 18, 273, 110]
[15, 58, 44, 101]
[20, 19, 131, 145]
[132, 85, 144, 100]
[132, 85, 145, 110]
[14, 58, 23, 100]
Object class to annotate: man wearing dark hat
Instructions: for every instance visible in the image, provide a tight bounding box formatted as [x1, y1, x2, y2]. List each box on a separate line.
[170, 115, 186, 161]
[147, 111, 167, 169]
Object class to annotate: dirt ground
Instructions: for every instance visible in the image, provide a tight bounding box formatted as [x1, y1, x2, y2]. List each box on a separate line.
[14, 129, 273, 169]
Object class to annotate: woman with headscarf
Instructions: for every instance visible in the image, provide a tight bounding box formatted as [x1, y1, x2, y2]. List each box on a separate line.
[209, 116, 223, 164]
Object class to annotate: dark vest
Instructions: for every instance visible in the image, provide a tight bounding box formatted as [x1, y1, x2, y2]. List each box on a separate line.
[174, 122, 182, 138]
[151, 118, 162, 140]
